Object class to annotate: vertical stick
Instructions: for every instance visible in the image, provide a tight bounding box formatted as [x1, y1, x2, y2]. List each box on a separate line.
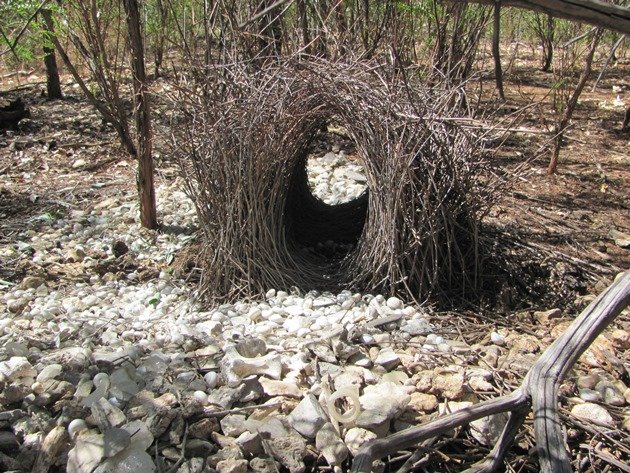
[41, 9, 63, 100]
[122, 0, 158, 229]
[492, 1, 505, 101]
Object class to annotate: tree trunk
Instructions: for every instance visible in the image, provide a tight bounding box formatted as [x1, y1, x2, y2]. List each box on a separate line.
[492, 2, 505, 100]
[122, 0, 158, 229]
[296, 0, 311, 53]
[41, 9, 137, 157]
[154, 0, 168, 77]
[541, 14, 554, 72]
[335, 0, 347, 57]
[622, 105, 630, 131]
[41, 9, 62, 100]
[548, 29, 602, 175]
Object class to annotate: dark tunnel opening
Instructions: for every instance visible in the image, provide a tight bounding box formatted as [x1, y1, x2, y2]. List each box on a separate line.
[284, 152, 369, 262]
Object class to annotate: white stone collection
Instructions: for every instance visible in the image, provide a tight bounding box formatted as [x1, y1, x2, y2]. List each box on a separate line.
[0, 146, 628, 472]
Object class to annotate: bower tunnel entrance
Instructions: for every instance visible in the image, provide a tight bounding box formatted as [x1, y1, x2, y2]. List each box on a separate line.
[176, 61, 495, 304]
[285, 131, 369, 264]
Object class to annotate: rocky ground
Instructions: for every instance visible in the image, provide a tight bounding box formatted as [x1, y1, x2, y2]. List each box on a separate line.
[0, 78, 629, 473]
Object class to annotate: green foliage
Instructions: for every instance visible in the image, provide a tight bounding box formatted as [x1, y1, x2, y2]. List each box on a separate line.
[0, 0, 62, 66]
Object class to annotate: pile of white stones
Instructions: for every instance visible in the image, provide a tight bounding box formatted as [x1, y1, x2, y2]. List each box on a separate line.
[307, 150, 367, 205]
[0, 150, 628, 473]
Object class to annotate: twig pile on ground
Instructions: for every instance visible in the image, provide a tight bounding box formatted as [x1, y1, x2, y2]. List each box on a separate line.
[172, 60, 495, 303]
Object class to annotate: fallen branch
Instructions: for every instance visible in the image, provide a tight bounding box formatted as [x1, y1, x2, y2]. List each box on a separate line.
[352, 271, 630, 473]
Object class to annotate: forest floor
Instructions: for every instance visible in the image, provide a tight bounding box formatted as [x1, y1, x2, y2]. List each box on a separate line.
[0, 60, 628, 472]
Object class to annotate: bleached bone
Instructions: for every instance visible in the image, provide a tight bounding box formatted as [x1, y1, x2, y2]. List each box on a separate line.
[220, 345, 282, 387]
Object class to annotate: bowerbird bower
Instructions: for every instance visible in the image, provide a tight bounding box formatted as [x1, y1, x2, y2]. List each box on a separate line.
[172, 60, 496, 304]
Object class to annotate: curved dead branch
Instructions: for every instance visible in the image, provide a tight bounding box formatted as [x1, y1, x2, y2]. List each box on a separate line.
[352, 271, 630, 473]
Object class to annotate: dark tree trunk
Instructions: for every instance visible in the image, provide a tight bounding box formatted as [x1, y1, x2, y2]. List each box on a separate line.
[335, 0, 347, 57]
[154, 0, 168, 77]
[122, 0, 158, 229]
[540, 14, 554, 72]
[622, 106, 630, 131]
[493, 2, 505, 100]
[296, 0, 311, 53]
[41, 9, 62, 100]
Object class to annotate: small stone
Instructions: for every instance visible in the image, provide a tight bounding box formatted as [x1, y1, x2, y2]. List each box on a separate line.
[259, 378, 303, 398]
[0, 431, 19, 450]
[348, 352, 372, 368]
[40, 346, 91, 370]
[414, 370, 433, 392]
[344, 427, 377, 456]
[470, 413, 509, 446]
[217, 458, 249, 473]
[103, 428, 131, 458]
[578, 388, 602, 402]
[316, 422, 348, 466]
[235, 337, 267, 358]
[623, 415, 630, 433]
[610, 329, 630, 350]
[490, 332, 505, 346]
[204, 371, 218, 389]
[0, 383, 31, 404]
[5, 342, 28, 357]
[373, 348, 400, 371]
[72, 158, 87, 168]
[68, 419, 89, 439]
[36, 364, 63, 382]
[386, 297, 403, 310]
[122, 421, 153, 451]
[32, 425, 67, 473]
[266, 436, 307, 473]
[359, 382, 410, 425]
[469, 376, 493, 392]
[93, 447, 156, 473]
[91, 397, 127, 431]
[432, 367, 465, 400]
[236, 431, 263, 455]
[250, 457, 279, 473]
[355, 409, 390, 434]
[189, 418, 219, 439]
[288, 394, 329, 438]
[407, 393, 438, 413]
[596, 381, 626, 406]
[67, 430, 105, 473]
[21, 276, 45, 289]
[571, 403, 615, 428]
[185, 439, 216, 458]
[0, 356, 36, 382]
[576, 374, 600, 390]
[193, 391, 208, 405]
[533, 308, 562, 324]
[220, 414, 248, 437]
[67, 248, 86, 262]
[8, 299, 28, 314]
[509, 334, 541, 354]
[400, 319, 433, 336]
[109, 367, 139, 401]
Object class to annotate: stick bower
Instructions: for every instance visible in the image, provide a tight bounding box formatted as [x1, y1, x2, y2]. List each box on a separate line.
[173, 60, 494, 303]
